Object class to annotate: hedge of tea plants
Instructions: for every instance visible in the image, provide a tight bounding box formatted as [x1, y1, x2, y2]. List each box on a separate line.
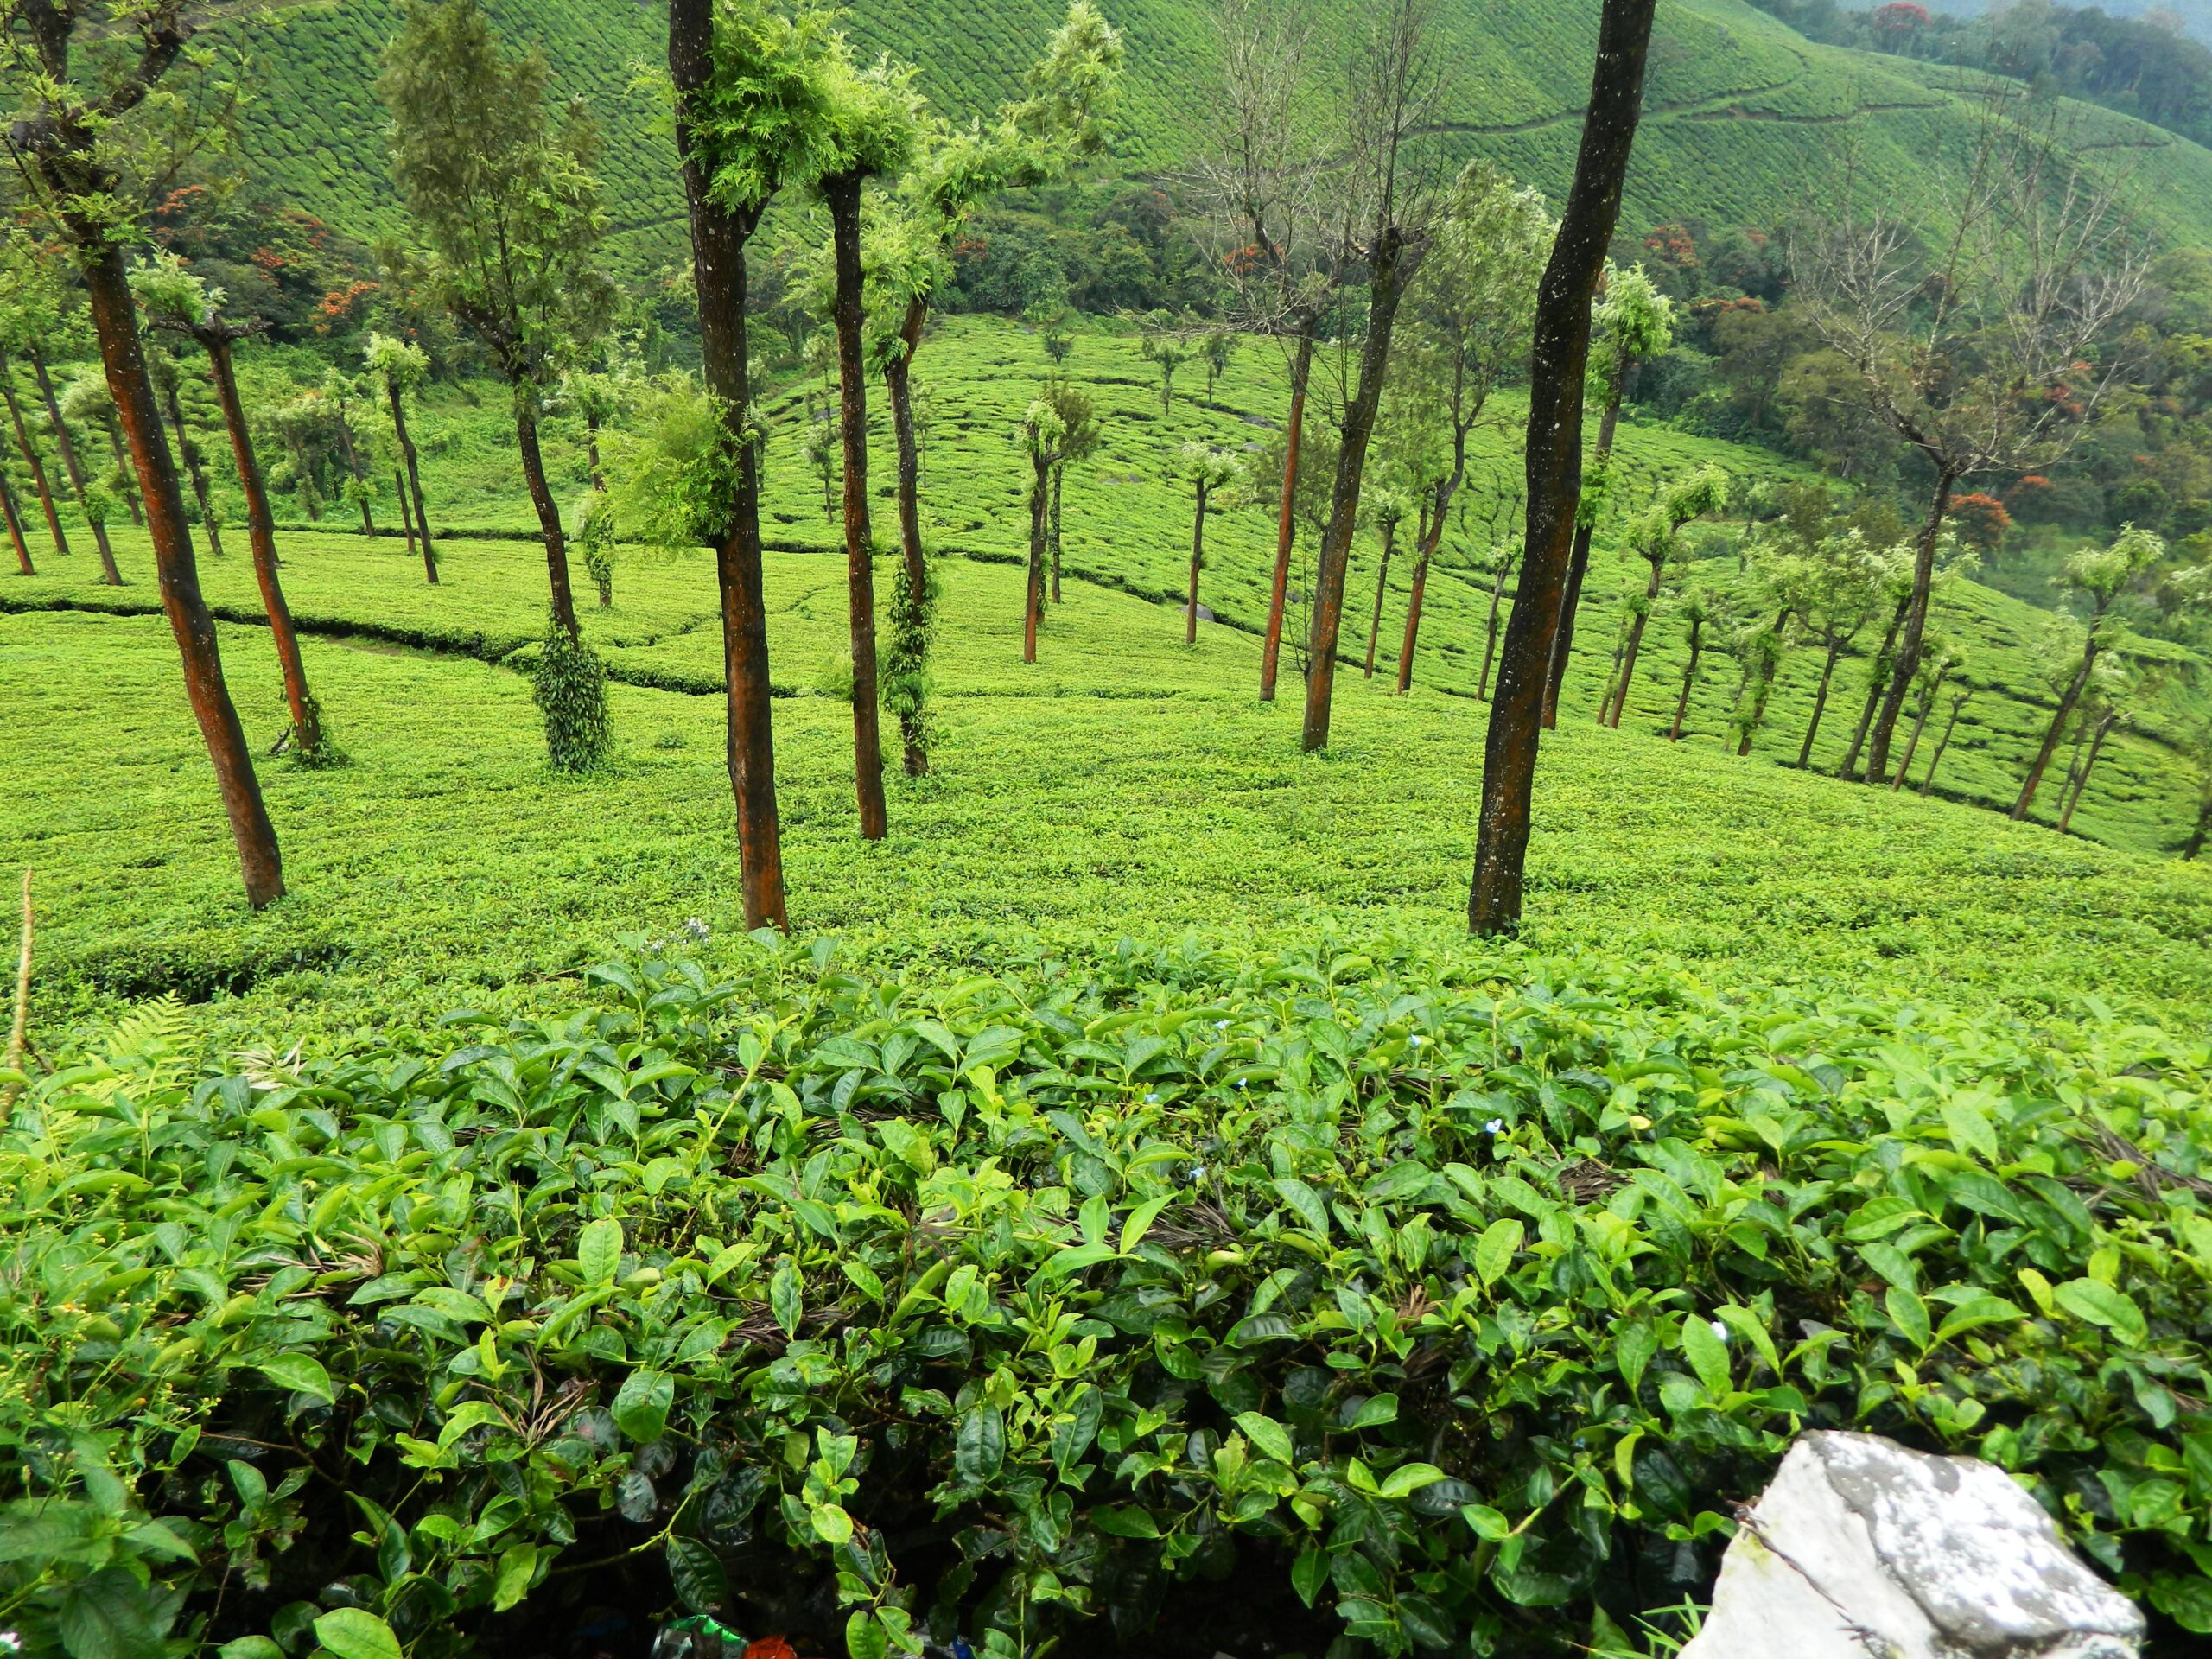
[4, 938, 2211, 1657]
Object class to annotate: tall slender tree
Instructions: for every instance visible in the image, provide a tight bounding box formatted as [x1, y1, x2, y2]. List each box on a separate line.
[1178, 442, 1239, 644]
[24, 340, 119, 582]
[381, 0, 614, 637]
[366, 333, 436, 582]
[2012, 525, 2166, 819]
[149, 344, 223, 559]
[1599, 465, 1725, 728]
[669, 0, 841, 930]
[1391, 162, 1550, 694]
[1360, 483, 1407, 677]
[809, 49, 919, 843]
[861, 1, 1122, 772]
[1918, 688, 1973, 797]
[1300, 0, 1445, 751]
[0, 235, 72, 564]
[2, 0, 283, 905]
[1542, 261, 1670, 727]
[1021, 398, 1067, 664]
[1469, 0, 1657, 936]
[1793, 83, 2144, 785]
[1192, 0, 1325, 703]
[134, 254, 329, 762]
[0, 463, 29, 575]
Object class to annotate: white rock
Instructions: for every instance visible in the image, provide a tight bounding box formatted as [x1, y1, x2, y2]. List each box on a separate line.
[1679, 1431, 2144, 1659]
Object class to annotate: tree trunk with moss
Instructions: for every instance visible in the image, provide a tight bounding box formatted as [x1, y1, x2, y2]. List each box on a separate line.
[30, 346, 120, 584]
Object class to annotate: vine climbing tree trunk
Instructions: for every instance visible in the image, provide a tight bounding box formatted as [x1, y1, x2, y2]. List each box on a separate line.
[824, 173, 887, 842]
[1470, 0, 1656, 936]
[671, 0, 787, 930]
[882, 298, 932, 777]
[515, 394, 577, 639]
[1260, 325, 1312, 704]
[84, 246, 283, 906]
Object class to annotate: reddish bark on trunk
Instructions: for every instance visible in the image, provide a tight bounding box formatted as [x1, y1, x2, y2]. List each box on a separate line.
[85, 246, 283, 906]
[0, 365, 69, 563]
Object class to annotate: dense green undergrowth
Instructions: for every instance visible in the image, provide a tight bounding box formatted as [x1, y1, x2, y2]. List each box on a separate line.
[4, 941, 2211, 1658]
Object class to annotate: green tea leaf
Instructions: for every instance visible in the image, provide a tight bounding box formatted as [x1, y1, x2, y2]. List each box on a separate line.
[579, 1216, 623, 1287]
[312, 1609, 403, 1659]
[1475, 1218, 1522, 1288]
[2054, 1278, 2148, 1347]
[956, 1404, 1005, 1484]
[613, 1368, 673, 1444]
[253, 1353, 334, 1404]
[1679, 1314, 1731, 1397]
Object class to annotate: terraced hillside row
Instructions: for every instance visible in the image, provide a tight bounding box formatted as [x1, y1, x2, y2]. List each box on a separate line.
[209, 0, 2212, 275]
[14, 315, 2197, 854]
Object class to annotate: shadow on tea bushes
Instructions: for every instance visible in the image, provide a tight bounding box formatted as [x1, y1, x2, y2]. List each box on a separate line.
[4, 938, 2212, 1657]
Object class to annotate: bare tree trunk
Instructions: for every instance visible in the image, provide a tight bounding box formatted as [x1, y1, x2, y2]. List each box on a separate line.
[672, 0, 787, 930]
[1669, 619, 1703, 740]
[1261, 326, 1313, 703]
[388, 385, 436, 584]
[1543, 384, 1624, 728]
[1866, 468, 1955, 785]
[1604, 556, 1663, 727]
[1798, 637, 1844, 766]
[1838, 594, 1908, 779]
[395, 466, 419, 567]
[0, 365, 68, 563]
[334, 414, 375, 537]
[1185, 478, 1209, 645]
[1920, 695, 1968, 795]
[2057, 711, 2116, 834]
[1026, 451, 1049, 664]
[1304, 238, 1414, 752]
[883, 302, 931, 778]
[206, 334, 321, 756]
[1470, 0, 1656, 936]
[2013, 640, 2099, 819]
[1, 468, 31, 575]
[824, 174, 887, 842]
[1396, 509, 1446, 694]
[586, 409, 605, 493]
[30, 345, 119, 584]
[1891, 661, 1948, 788]
[1478, 560, 1510, 699]
[1363, 518, 1396, 677]
[102, 414, 143, 525]
[2181, 795, 2210, 859]
[161, 378, 224, 559]
[83, 247, 283, 907]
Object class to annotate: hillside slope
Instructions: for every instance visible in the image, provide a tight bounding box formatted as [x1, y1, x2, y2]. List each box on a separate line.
[214, 0, 2212, 276]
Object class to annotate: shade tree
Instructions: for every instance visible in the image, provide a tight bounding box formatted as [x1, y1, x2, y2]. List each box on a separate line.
[1791, 81, 2146, 785]
[380, 0, 615, 639]
[1037, 377, 1101, 603]
[1776, 526, 1896, 767]
[1470, 0, 1659, 934]
[1890, 636, 1961, 790]
[3, 0, 283, 904]
[860, 0, 1122, 774]
[365, 332, 437, 582]
[1668, 585, 1727, 741]
[1176, 441, 1240, 644]
[665, 0, 847, 931]
[1599, 463, 1725, 728]
[0, 238, 116, 581]
[57, 368, 141, 526]
[1544, 260, 1671, 727]
[1020, 397, 1068, 663]
[1389, 161, 1551, 695]
[2012, 524, 2168, 819]
[133, 251, 333, 766]
[1300, 0, 1448, 753]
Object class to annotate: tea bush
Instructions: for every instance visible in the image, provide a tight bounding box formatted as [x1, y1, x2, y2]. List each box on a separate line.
[6, 941, 2210, 1657]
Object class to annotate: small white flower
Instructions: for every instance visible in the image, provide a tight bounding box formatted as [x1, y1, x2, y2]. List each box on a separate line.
[1485, 1119, 1504, 1135]
[1188, 1163, 1207, 1182]
[1410, 1034, 1425, 1046]
[1236, 1078, 1249, 1089]
[1710, 1319, 1730, 1344]
[1145, 1092, 1159, 1103]
[1216, 1020, 1230, 1031]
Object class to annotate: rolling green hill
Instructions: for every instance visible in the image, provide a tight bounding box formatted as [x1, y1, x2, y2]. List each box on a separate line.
[211, 0, 2212, 279]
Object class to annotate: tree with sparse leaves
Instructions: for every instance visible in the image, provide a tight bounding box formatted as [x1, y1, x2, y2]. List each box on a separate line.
[1177, 441, 1240, 645]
